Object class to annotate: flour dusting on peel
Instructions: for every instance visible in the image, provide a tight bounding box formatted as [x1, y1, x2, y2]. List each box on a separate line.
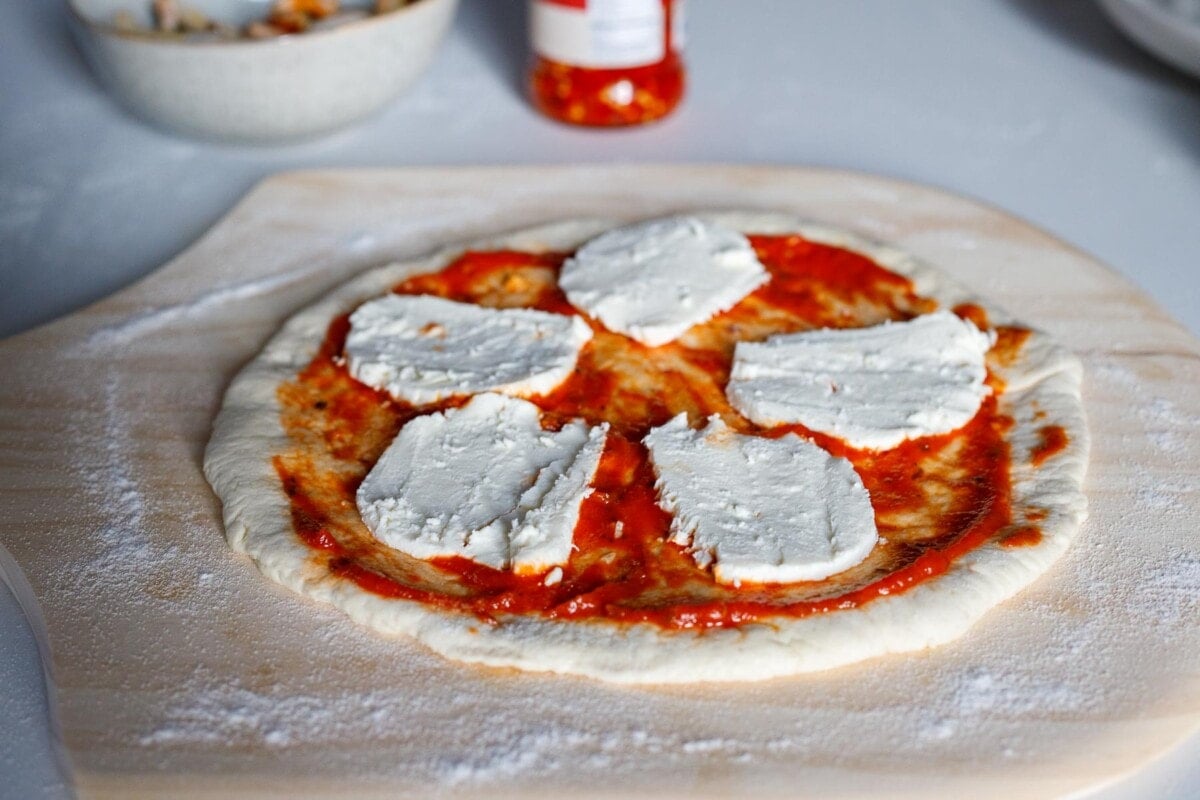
[63, 376, 156, 588]
[84, 268, 321, 350]
[1089, 357, 1200, 464]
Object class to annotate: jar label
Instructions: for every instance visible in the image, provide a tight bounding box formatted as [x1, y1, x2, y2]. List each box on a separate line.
[531, 0, 667, 69]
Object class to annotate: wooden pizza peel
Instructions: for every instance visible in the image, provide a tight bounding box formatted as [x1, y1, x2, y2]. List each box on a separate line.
[0, 165, 1196, 799]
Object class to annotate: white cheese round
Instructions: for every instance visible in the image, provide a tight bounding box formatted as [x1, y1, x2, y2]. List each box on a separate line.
[345, 294, 593, 405]
[558, 216, 769, 347]
[726, 310, 995, 450]
[644, 414, 878, 585]
[357, 393, 608, 575]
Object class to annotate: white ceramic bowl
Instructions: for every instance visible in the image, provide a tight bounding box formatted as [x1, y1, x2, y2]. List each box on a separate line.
[69, 0, 459, 143]
[1100, 0, 1200, 79]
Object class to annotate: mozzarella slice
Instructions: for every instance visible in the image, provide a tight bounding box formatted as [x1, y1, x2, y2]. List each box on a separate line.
[345, 294, 593, 405]
[726, 311, 995, 450]
[558, 216, 770, 347]
[357, 393, 608, 574]
[644, 415, 877, 585]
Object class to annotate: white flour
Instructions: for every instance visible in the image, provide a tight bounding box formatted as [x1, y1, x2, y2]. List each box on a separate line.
[84, 269, 320, 350]
[1142, 553, 1200, 629]
[60, 377, 156, 590]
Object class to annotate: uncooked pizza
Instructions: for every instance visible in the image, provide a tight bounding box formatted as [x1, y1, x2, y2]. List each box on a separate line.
[204, 212, 1088, 683]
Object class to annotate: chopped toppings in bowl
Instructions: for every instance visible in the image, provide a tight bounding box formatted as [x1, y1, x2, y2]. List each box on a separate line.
[113, 0, 410, 40]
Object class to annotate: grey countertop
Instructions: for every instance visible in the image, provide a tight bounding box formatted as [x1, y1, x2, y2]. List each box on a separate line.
[1, 1, 1198, 797]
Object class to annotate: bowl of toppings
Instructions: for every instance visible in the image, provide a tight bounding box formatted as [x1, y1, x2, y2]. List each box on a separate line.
[68, 0, 459, 142]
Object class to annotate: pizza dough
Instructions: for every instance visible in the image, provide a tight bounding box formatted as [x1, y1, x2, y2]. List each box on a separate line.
[203, 213, 1089, 684]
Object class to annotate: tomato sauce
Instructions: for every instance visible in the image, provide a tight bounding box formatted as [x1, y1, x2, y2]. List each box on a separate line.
[754, 236, 928, 325]
[1000, 527, 1044, 548]
[1031, 425, 1068, 467]
[274, 236, 1030, 631]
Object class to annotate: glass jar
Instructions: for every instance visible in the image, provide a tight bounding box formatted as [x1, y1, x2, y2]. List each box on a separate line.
[528, 0, 685, 127]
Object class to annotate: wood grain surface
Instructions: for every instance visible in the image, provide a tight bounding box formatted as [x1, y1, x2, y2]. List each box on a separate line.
[0, 166, 1197, 799]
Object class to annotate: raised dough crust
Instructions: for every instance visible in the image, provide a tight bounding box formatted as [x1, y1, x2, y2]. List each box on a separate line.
[203, 213, 1089, 684]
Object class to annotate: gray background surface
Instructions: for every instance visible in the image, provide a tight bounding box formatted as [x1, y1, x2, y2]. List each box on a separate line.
[0, 0, 1197, 797]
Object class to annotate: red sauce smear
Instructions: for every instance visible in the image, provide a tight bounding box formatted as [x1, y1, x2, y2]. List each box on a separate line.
[750, 235, 928, 326]
[1031, 425, 1068, 467]
[1000, 527, 1044, 548]
[953, 303, 991, 331]
[274, 236, 1023, 630]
